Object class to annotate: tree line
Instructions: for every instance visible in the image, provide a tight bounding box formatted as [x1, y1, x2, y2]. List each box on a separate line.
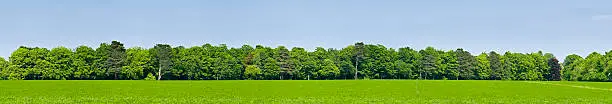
[0, 41, 609, 81]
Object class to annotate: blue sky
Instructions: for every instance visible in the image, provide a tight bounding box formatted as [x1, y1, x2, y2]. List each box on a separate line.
[1, 0, 612, 61]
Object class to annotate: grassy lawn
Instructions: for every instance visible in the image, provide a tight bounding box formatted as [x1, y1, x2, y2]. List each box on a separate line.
[541, 81, 612, 89]
[0, 80, 610, 103]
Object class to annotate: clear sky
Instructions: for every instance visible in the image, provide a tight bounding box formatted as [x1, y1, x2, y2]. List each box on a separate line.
[1, 0, 612, 61]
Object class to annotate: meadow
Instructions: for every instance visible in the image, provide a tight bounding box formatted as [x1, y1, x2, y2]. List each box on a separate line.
[0, 80, 610, 104]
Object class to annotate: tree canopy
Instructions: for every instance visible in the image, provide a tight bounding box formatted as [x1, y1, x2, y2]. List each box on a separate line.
[0, 41, 608, 81]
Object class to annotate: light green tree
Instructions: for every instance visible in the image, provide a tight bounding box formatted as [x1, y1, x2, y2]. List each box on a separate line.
[122, 47, 151, 80]
[476, 53, 491, 80]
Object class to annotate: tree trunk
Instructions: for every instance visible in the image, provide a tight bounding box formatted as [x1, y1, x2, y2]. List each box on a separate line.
[157, 67, 162, 80]
[354, 60, 358, 80]
[114, 69, 118, 80]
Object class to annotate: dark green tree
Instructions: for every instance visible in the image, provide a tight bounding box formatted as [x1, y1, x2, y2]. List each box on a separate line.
[420, 47, 438, 79]
[353, 42, 364, 80]
[107, 41, 126, 80]
[487, 51, 503, 80]
[152, 44, 172, 80]
[276, 46, 293, 80]
[94, 43, 111, 79]
[456, 49, 478, 80]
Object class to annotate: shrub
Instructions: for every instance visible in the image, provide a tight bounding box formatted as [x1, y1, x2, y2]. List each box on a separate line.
[144, 73, 156, 80]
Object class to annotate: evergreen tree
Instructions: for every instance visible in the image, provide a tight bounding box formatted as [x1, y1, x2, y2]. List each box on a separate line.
[107, 41, 126, 80]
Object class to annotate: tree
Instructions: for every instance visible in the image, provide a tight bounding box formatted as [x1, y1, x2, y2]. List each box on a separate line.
[581, 52, 606, 81]
[107, 41, 126, 80]
[122, 47, 151, 80]
[397, 47, 420, 79]
[312, 47, 330, 79]
[548, 57, 561, 81]
[232, 45, 254, 79]
[456, 49, 476, 80]
[262, 57, 280, 80]
[501, 52, 517, 80]
[174, 46, 203, 80]
[476, 53, 491, 80]
[354, 42, 364, 80]
[276, 46, 293, 80]
[72, 46, 96, 79]
[487, 51, 503, 80]
[152, 44, 172, 80]
[244, 65, 261, 80]
[603, 51, 612, 81]
[318, 59, 340, 79]
[290, 47, 311, 80]
[420, 47, 438, 79]
[205, 44, 241, 80]
[0, 57, 7, 79]
[168, 46, 185, 79]
[393, 60, 412, 79]
[562, 54, 583, 81]
[6, 47, 32, 80]
[337, 46, 356, 79]
[9, 47, 50, 80]
[3, 42, 612, 81]
[441, 50, 458, 80]
[531, 51, 550, 80]
[360, 45, 394, 79]
[94, 43, 111, 79]
[47, 47, 73, 80]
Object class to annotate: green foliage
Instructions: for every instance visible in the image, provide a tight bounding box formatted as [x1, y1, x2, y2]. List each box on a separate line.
[47, 46, 73, 80]
[107, 41, 127, 79]
[476, 53, 491, 80]
[353, 42, 365, 80]
[419, 47, 439, 79]
[72, 46, 96, 79]
[487, 51, 503, 80]
[442, 50, 458, 80]
[122, 47, 150, 80]
[0, 42, 610, 81]
[93, 43, 111, 79]
[317, 59, 340, 79]
[455, 49, 475, 80]
[144, 73, 156, 80]
[244, 65, 261, 80]
[0, 57, 7, 79]
[151, 44, 172, 80]
[262, 57, 279, 80]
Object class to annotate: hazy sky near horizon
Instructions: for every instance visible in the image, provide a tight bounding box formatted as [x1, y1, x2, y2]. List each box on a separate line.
[1, 0, 612, 61]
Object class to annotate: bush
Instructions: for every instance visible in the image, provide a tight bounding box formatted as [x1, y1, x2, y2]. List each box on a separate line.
[144, 73, 156, 80]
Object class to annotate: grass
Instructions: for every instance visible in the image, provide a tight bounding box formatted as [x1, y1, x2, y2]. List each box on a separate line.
[542, 81, 612, 89]
[0, 80, 610, 104]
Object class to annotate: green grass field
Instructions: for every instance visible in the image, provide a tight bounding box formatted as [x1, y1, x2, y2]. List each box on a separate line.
[0, 80, 610, 104]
